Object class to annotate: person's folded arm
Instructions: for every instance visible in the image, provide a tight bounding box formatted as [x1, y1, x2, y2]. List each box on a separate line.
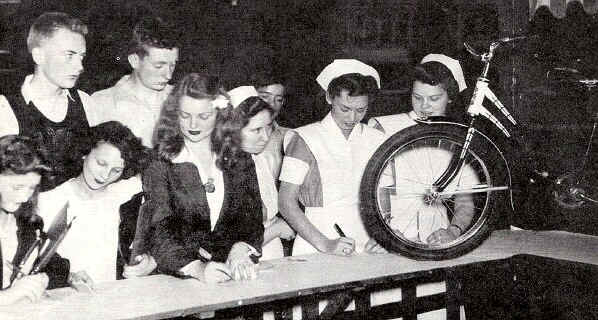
[235, 199, 264, 256]
[451, 193, 475, 235]
[263, 216, 295, 245]
[150, 217, 197, 274]
[451, 164, 480, 233]
[138, 161, 196, 274]
[210, 189, 264, 262]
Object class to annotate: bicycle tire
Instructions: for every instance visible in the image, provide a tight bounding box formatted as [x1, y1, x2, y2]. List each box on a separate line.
[360, 123, 511, 260]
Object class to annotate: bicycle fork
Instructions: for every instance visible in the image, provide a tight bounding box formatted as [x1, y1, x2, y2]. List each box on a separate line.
[432, 77, 517, 193]
[433, 117, 479, 193]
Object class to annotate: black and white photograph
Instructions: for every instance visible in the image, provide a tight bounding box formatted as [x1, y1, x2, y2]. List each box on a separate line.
[0, 0, 597, 319]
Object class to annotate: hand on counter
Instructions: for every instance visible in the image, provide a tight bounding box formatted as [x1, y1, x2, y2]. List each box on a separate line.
[123, 254, 157, 278]
[180, 260, 233, 284]
[69, 270, 95, 293]
[0, 273, 48, 305]
[227, 242, 259, 281]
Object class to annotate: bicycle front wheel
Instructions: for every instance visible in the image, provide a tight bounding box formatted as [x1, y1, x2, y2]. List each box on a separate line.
[360, 123, 511, 260]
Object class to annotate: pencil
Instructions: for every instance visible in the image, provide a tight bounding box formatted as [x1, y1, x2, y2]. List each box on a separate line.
[334, 223, 346, 237]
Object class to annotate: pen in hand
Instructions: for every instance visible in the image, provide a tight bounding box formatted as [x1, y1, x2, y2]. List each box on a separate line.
[334, 223, 355, 256]
[334, 223, 346, 237]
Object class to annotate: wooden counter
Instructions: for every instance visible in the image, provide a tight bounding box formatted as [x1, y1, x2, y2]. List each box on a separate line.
[1, 230, 597, 320]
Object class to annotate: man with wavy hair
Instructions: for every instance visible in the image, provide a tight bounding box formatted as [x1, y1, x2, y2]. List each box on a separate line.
[92, 16, 180, 148]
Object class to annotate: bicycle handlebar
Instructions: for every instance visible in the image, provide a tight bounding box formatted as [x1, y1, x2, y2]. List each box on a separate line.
[494, 35, 529, 45]
[465, 35, 534, 62]
[547, 67, 598, 88]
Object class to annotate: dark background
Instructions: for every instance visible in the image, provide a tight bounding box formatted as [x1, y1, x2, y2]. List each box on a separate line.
[1, 0, 598, 234]
[1, 1, 597, 126]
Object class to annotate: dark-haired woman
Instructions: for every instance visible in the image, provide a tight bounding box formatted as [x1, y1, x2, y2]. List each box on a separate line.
[278, 60, 395, 316]
[368, 54, 476, 245]
[132, 73, 264, 283]
[369, 53, 467, 134]
[220, 86, 295, 261]
[279, 59, 388, 257]
[37, 121, 149, 285]
[0, 135, 68, 305]
[367, 54, 470, 319]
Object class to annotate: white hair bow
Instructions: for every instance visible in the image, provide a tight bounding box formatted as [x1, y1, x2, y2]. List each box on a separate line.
[211, 95, 230, 109]
[228, 86, 259, 108]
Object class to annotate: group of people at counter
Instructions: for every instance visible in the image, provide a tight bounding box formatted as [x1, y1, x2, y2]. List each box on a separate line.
[0, 11, 475, 316]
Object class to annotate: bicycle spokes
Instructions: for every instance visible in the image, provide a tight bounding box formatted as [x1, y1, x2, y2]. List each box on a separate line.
[375, 135, 508, 249]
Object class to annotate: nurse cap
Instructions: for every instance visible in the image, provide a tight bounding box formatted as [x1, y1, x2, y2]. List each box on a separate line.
[316, 59, 381, 91]
[420, 54, 467, 92]
[228, 86, 259, 109]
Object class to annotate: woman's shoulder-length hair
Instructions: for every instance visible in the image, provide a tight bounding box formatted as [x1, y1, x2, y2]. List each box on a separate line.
[153, 73, 226, 160]
[211, 96, 273, 171]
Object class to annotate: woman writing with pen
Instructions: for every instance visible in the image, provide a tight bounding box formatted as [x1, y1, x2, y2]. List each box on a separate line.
[131, 74, 264, 283]
[278, 59, 387, 256]
[0, 135, 69, 305]
[277, 59, 397, 316]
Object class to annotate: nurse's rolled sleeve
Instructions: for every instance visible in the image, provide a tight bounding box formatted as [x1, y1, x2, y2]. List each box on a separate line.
[279, 131, 311, 185]
[279, 156, 309, 185]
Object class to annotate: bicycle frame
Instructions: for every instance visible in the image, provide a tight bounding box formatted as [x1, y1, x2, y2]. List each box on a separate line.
[434, 37, 524, 192]
[546, 68, 598, 206]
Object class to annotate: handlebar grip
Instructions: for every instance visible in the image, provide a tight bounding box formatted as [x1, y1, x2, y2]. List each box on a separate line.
[465, 35, 531, 59]
[464, 42, 481, 59]
[498, 35, 528, 43]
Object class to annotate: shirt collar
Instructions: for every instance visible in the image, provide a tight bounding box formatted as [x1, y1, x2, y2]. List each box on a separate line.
[321, 112, 364, 140]
[21, 74, 73, 104]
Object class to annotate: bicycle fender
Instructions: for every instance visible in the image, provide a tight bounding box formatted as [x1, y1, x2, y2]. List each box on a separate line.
[412, 118, 515, 212]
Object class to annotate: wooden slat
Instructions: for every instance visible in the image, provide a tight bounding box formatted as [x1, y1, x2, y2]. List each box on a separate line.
[301, 299, 319, 319]
[445, 269, 462, 320]
[319, 291, 353, 318]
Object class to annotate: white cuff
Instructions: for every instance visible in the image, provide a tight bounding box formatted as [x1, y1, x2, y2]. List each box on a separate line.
[279, 156, 309, 185]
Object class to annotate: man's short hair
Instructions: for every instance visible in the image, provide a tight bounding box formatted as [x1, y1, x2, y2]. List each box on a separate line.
[250, 71, 286, 91]
[26, 12, 88, 53]
[127, 16, 179, 58]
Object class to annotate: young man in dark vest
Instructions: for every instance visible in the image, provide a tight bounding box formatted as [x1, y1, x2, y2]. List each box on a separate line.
[0, 12, 96, 191]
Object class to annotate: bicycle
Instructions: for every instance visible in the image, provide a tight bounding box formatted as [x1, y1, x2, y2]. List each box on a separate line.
[542, 67, 598, 210]
[359, 36, 532, 260]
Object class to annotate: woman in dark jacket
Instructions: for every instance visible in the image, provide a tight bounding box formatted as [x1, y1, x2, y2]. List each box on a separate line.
[132, 73, 264, 283]
[0, 135, 69, 305]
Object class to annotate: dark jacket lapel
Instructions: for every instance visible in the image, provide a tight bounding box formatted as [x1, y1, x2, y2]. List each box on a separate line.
[170, 162, 211, 224]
